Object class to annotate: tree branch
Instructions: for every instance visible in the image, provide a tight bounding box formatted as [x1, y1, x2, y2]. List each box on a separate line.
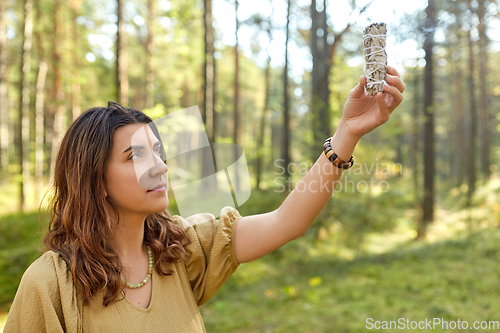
[327, 1, 373, 60]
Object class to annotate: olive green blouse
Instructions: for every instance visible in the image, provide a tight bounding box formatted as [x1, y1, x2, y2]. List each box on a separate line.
[4, 206, 242, 333]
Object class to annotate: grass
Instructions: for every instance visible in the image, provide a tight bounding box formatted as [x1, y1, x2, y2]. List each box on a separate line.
[201, 228, 500, 332]
[1, 179, 500, 332]
[0, 210, 45, 313]
[0, 209, 45, 333]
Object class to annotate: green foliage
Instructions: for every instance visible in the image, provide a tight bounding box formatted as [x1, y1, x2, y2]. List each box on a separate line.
[142, 103, 168, 119]
[202, 228, 500, 332]
[0, 211, 44, 312]
[237, 188, 286, 216]
[0, 181, 20, 216]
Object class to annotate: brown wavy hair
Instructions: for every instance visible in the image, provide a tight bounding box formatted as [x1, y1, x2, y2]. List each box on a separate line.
[42, 101, 192, 307]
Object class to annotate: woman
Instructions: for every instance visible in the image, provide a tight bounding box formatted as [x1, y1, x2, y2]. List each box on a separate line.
[4, 67, 404, 332]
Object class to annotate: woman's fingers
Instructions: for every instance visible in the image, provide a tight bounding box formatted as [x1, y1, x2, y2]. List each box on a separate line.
[385, 73, 406, 93]
[386, 65, 406, 93]
[376, 92, 391, 122]
[350, 75, 367, 98]
[360, 75, 367, 87]
[383, 66, 404, 114]
[382, 83, 404, 109]
[387, 65, 400, 77]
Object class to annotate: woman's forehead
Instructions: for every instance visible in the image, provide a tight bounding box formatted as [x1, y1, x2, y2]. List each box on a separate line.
[114, 123, 160, 151]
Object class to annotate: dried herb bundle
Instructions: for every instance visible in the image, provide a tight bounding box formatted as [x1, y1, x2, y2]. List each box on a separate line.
[363, 23, 387, 96]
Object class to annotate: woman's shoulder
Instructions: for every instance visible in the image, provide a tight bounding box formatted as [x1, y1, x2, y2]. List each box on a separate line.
[25, 250, 67, 273]
[4, 251, 81, 332]
[171, 205, 240, 228]
[21, 250, 72, 289]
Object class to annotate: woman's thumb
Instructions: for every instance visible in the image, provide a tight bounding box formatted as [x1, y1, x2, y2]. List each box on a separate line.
[351, 75, 366, 98]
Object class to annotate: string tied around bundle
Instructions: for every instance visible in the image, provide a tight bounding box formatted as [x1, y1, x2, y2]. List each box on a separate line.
[363, 24, 388, 96]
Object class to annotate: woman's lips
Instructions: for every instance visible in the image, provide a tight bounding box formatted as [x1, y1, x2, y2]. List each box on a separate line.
[147, 186, 166, 193]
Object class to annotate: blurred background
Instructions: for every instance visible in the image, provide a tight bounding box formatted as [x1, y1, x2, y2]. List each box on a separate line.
[1, 0, 500, 332]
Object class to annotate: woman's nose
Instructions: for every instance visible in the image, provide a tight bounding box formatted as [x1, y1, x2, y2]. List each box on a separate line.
[150, 152, 168, 176]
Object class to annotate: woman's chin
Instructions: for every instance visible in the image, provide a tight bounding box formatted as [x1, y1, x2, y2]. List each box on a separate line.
[154, 199, 169, 212]
[140, 191, 169, 213]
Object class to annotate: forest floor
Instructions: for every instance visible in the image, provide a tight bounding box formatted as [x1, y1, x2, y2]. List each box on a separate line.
[1, 179, 499, 332]
[200, 214, 500, 332]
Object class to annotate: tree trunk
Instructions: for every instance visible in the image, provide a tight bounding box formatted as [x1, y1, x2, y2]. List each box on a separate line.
[255, 58, 270, 190]
[34, 0, 47, 204]
[255, 10, 273, 190]
[271, 122, 276, 174]
[202, 0, 217, 194]
[203, 0, 215, 142]
[233, 0, 241, 192]
[395, 132, 403, 170]
[0, 0, 8, 185]
[201, 0, 216, 195]
[71, 1, 82, 121]
[417, 0, 436, 240]
[477, 0, 490, 181]
[213, 38, 217, 149]
[49, 0, 65, 186]
[18, 0, 33, 212]
[410, 66, 421, 225]
[453, 45, 465, 187]
[117, 0, 128, 105]
[310, 0, 331, 162]
[35, 61, 47, 204]
[181, 80, 190, 108]
[309, 1, 371, 164]
[282, 0, 291, 183]
[466, 0, 477, 218]
[146, 0, 155, 109]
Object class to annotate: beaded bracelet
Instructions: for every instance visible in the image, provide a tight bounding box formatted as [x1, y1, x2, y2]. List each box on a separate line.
[323, 137, 354, 169]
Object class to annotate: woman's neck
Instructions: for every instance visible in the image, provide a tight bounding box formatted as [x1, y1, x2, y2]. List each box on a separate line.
[111, 213, 148, 265]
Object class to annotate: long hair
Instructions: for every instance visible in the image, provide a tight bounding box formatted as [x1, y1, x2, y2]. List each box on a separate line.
[42, 101, 191, 307]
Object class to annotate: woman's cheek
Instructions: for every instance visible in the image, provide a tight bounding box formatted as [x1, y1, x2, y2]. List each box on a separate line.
[127, 162, 141, 187]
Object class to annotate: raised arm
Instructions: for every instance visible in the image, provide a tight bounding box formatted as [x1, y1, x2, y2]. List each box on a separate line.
[233, 66, 405, 264]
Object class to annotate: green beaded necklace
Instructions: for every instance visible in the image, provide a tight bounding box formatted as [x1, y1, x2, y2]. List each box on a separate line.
[122, 246, 153, 289]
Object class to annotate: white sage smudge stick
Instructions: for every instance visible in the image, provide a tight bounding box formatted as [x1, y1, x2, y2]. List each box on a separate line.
[363, 23, 388, 96]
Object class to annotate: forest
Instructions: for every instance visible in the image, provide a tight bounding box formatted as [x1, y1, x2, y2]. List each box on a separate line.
[1, 0, 500, 332]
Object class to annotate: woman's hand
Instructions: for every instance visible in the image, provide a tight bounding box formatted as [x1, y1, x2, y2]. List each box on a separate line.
[339, 65, 405, 141]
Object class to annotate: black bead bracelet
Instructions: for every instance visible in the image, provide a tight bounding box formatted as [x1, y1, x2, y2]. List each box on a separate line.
[323, 137, 354, 169]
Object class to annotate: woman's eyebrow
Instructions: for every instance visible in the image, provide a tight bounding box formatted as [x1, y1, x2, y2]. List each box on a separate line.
[123, 140, 161, 154]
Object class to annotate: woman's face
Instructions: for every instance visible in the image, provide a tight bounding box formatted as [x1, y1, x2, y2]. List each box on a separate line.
[105, 123, 169, 218]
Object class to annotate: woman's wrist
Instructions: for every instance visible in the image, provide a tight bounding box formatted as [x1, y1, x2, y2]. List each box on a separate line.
[329, 122, 360, 162]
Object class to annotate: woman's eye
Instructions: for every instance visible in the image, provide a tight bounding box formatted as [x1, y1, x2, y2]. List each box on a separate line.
[129, 152, 140, 160]
[129, 148, 162, 161]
